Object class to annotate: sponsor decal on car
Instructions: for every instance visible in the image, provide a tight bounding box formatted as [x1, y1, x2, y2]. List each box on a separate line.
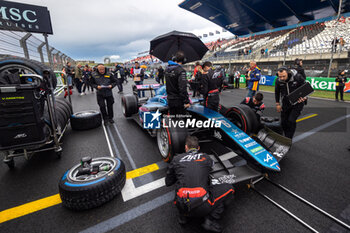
[250, 146, 264, 154]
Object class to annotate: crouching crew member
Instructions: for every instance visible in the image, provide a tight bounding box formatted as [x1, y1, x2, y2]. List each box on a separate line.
[165, 51, 190, 116]
[241, 92, 265, 121]
[90, 64, 117, 125]
[201, 62, 224, 112]
[166, 136, 234, 233]
[275, 67, 307, 139]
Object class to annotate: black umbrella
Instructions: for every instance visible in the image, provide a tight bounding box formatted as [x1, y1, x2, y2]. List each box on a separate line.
[150, 30, 208, 63]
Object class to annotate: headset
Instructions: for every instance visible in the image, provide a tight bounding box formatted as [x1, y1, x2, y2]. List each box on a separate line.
[276, 66, 292, 79]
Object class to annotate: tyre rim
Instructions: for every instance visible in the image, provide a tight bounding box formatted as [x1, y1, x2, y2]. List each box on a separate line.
[0, 64, 37, 75]
[68, 157, 117, 182]
[0, 64, 40, 85]
[74, 111, 98, 117]
[157, 128, 169, 159]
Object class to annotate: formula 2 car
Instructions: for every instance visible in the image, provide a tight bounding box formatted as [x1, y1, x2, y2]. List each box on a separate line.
[122, 84, 292, 184]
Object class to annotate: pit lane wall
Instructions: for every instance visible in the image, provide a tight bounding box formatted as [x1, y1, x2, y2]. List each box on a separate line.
[238, 75, 350, 93]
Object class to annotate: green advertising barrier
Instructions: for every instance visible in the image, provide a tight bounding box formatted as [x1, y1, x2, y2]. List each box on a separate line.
[238, 75, 350, 93]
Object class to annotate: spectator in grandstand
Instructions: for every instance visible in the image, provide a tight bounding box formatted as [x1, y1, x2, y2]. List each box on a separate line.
[234, 69, 240, 89]
[90, 64, 117, 125]
[165, 51, 190, 116]
[241, 92, 265, 121]
[275, 67, 307, 139]
[246, 61, 261, 97]
[332, 37, 339, 53]
[335, 70, 347, 101]
[113, 64, 124, 94]
[201, 62, 224, 112]
[339, 37, 346, 53]
[264, 48, 268, 57]
[294, 58, 306, 80]
[132, 62, 145, 97]
[65, 62, 74, 86]
[260, 48, 265, 56]
[82, 65, 93, 93]
[74, 64, 84, 95]
[157, 66, 164, 84]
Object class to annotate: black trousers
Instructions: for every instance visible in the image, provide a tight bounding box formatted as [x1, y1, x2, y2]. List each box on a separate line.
[176, 183, 234, 220]
[168, 101, 186, 117]
[281, 103, 303, 139]
[74, 78, 82, 93]
[235, 78, 240, 88]
[335, 86, 344, 100]
[116, 78, 123, 92]
[97, 95, 114, 120]
[205, 94, 220, 112]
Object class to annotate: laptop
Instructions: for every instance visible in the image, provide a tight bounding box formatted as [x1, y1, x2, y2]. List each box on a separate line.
[287, 82, 314, 105]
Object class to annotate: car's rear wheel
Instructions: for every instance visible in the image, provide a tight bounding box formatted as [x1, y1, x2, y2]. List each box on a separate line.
[121, 94, 138, 117]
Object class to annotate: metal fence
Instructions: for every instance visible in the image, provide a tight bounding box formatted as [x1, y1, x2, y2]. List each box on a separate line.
[0, 30, 75, 71]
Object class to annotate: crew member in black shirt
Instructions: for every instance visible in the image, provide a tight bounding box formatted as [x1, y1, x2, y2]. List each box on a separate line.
[201, 62, 224, 112]
[275, 67, 307, 139]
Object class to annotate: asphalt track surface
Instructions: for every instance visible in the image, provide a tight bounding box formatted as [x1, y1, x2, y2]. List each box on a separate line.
[0, 78, 349, 233]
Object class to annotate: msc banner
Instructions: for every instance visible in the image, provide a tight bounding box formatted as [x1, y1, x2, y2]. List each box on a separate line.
[0, 0, 53, 34]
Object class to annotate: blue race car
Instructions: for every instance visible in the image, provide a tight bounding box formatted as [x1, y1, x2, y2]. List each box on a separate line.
[122, 84, 292, 185]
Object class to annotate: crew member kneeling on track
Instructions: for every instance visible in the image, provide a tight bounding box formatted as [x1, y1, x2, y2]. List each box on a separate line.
[201, 62, 224, 112]
[166, 136, 234, 233]
[165, 51, 190, 116]
[275, 67, 307, 139]
[91, 64, 117, 125]
[241, 92, 265, 121]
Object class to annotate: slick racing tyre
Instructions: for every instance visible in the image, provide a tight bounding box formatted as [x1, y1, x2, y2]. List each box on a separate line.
[121, 94, 138, 117]
[223, 104, 259, 135]
[157, 118, 188, 162]
[70, 110, 102, 130]
[59, 157, 126, 210]
[0, 56, 57, 89]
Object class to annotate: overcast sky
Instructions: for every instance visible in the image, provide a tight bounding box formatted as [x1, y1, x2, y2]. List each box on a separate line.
[14, 0, 233, 62]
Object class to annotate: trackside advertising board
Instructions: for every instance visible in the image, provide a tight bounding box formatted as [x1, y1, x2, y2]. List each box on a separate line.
[239, 75, 350, 93]
[0, 0, 53, 34]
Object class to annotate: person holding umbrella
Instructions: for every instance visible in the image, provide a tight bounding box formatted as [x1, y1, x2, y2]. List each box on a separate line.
[150, 31, 208, 116]
[165, 51, 190, 116]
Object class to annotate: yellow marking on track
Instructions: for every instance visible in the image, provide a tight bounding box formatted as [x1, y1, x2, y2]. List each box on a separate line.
[296, 114, 318, 122]
[0, 194, 62, 224]
[0, 163, 160, 224]
[126, 163, 159, 179]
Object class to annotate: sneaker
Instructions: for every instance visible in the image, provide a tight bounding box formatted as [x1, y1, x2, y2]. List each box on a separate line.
[103, 121, 108, 126]
[201, 218, 223, 233]
[80, 93, 84, 96]
[109, 119, 115, 124]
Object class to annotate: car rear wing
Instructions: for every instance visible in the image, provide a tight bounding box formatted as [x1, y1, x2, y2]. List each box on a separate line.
[132, 84, 163, 97]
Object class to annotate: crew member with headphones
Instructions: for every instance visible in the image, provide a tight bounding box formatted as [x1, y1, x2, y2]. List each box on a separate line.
[275, 67, 307, 139]
[165, 51, 190, 116]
